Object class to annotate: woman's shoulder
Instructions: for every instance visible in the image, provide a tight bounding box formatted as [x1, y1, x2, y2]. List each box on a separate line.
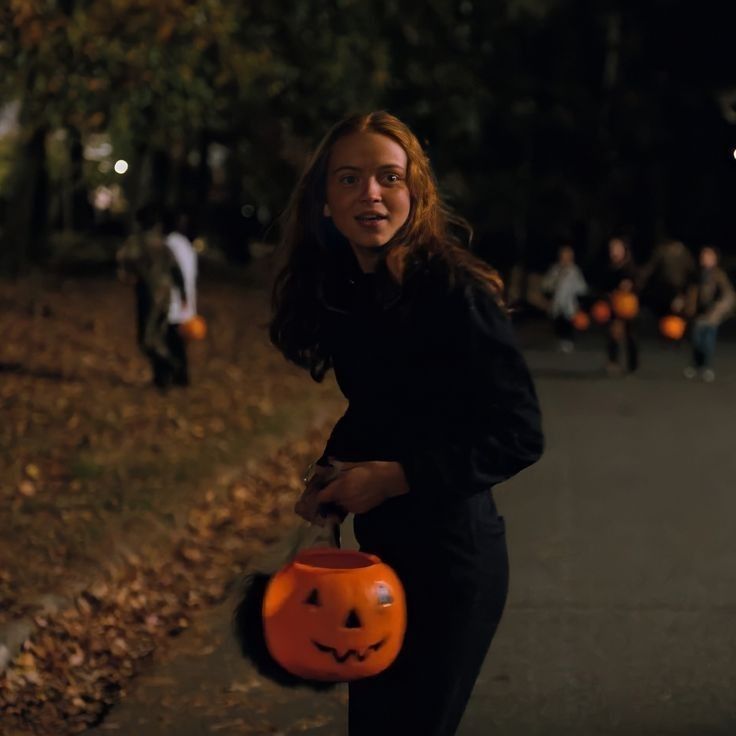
[403, 254, 509, 336]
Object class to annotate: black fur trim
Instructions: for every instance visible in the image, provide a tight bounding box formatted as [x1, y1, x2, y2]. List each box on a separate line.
[231, 573, 336, 691]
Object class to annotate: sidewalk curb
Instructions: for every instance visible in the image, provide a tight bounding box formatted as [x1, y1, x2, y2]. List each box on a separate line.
[0, 399, 342, 679]
[0, 594, 71, 673]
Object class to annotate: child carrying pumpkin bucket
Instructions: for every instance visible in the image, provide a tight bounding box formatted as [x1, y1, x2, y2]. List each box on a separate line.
[601, 236, 640, 376]
[163, 209, 199, 387]
[242, 111, 544, 736]
[116, 204, 188, 390]
[540, 243, 588, 353]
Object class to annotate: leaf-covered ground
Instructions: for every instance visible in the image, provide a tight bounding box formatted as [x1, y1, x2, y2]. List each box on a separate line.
[0, 265, 345, 731]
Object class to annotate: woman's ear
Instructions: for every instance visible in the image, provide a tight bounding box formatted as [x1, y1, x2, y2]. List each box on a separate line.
[323, 204, 331, 217]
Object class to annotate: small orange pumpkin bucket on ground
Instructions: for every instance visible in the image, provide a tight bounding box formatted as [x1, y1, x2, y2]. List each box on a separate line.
[179, 315, 207, 340]
[591, 300, 611, 324]
[572, 311, 590, 331]
[659, 314, 686, 340]
[263, 548, 406, 682]
[611, 291, 639, 320]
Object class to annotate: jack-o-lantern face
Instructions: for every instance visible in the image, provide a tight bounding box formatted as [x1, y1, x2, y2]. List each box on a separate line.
[263, 549, 406, 681]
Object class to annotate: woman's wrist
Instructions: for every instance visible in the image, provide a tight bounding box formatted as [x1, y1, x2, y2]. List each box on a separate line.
[384, 462, 410, 498]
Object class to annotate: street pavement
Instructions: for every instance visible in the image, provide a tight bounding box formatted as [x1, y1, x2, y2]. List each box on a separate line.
[89, 326, 736, 736]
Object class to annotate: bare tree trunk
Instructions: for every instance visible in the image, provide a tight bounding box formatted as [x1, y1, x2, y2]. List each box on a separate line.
[1, 125, 49, 276]
[68, 126, 93, 231]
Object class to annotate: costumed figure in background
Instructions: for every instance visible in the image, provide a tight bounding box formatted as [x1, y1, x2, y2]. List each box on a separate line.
[163, 210, 199, 387]
[541, 243, 588, 353]
[116, 204, 187, 390]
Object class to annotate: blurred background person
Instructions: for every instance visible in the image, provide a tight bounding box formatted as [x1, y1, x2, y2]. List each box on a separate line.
[683, 245, 735, 382]
[639, 238, 696, 318]
[116, 204, 186, 390]
[541, 243, 588, 353]
[164, 210, 199, 387]
[601, 236, 640, 375]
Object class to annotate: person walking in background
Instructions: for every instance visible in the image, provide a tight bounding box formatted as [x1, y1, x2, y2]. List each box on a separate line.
[163, 210, 199, 387]
[541, 243, 588, 353]
[116, 204, 187, 390]
[601, 236, 640, 375]
[271, 111, 544, 736]
[683, 245, 734, 382]
[638, 238, 696, 319]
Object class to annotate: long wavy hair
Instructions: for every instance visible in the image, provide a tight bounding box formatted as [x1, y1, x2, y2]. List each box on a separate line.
[269, 110, 503, 381]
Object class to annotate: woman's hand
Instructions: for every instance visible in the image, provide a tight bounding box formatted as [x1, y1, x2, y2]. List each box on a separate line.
[294, 463, 341, 525]
[316, 461, 410, 515]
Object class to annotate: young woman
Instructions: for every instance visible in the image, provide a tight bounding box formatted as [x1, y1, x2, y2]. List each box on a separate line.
[270, 111, 544, 736]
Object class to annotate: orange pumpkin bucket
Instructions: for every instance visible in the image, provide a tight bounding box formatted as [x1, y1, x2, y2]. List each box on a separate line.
[572, 311, 590, 331]
[179, 315, 207, 340]
[611, 291, 639, 320]
[591, 300, 611, 324]
[263, 548, 406, 682]
[659, 314, 686, 340]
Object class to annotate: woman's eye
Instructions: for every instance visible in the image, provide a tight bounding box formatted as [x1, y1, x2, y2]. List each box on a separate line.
[383, 173, 401, 184]
[340, 175, 358, 185]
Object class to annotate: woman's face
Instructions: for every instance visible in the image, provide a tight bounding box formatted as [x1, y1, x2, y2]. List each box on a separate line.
[324, 131, 411, 271]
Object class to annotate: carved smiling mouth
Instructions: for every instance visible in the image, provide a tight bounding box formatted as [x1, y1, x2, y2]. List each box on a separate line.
[311, 638, 387, 663]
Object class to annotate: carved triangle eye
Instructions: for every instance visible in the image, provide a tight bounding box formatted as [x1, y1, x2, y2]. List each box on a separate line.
[304, 588, 321, 607]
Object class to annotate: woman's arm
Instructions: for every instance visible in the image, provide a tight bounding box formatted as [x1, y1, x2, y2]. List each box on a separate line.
[312, 278, 544, 515]
[398, 280, 544, 504]
[703, 270, 735, 324]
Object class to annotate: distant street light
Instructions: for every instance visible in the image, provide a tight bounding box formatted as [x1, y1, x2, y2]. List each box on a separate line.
[114, 159, 129, 174]
[733, 148, 736, 161]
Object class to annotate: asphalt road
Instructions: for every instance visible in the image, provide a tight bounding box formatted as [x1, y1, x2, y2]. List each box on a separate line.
[89, 327, 736, 736]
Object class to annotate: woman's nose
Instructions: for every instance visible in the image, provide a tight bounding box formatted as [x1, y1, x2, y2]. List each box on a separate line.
[360, 177, 382, 201]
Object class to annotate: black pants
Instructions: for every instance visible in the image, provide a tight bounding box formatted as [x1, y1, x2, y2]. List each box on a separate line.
[554, 315, 574, 342]
[349, 499, 509, 736]
[151, 325, 189, 389]
[135, 281, 151, 349]
[607, 318, 639, 372]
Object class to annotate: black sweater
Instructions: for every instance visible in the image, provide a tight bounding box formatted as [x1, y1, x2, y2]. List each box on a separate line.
[317, 255, 544, 551]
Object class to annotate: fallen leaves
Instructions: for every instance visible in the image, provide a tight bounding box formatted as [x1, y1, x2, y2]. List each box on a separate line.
[0, 275, 342, 625]
[18, 480, 36, 497]
[0, 273, 345, 733]
[0, 423, 334, 734]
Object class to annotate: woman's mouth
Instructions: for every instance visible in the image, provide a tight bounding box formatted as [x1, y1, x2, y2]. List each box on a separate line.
[355, 214, 388, 229]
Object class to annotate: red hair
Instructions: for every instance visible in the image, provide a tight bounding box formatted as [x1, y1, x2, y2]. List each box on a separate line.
[270, 111, 502, 380]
